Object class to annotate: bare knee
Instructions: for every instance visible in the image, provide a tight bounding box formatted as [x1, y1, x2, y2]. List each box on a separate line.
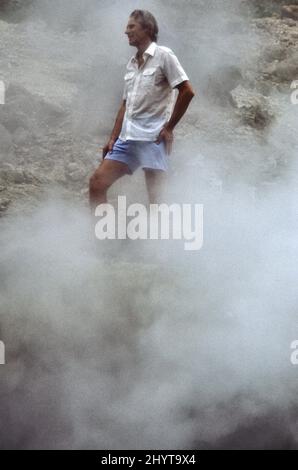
[89, 171, 110, 194]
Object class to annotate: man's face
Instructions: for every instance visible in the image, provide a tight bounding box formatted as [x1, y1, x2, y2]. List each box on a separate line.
[125, 17, 150, 47]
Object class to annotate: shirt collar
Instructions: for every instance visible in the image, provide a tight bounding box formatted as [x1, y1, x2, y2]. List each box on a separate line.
[144, 41, 157, 57]
[131, 42, 157, 63]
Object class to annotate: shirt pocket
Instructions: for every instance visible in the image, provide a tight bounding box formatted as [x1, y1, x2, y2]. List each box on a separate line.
[142, 67, 157, 89]
[124, 71, 135, 94]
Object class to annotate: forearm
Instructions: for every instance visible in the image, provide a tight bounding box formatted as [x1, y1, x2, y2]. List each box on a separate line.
[110, 104, 126, 141]
[166, 89, 194, 131]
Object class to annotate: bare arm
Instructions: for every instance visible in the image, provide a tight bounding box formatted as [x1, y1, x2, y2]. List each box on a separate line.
[102, 100, 126, 159]
[110, 100, 126, 141]
[156, 81, 195, 155]
[167, 81, 195, 131]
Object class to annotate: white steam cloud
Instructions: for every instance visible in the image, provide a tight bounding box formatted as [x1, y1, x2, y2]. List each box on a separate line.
[0, 0, 298, 449]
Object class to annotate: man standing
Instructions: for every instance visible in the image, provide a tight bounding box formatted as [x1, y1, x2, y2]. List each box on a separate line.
[89, 9, 195, 207]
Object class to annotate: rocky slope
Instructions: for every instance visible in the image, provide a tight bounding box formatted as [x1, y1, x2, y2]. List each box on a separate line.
[1, 1, 298, 450]
[0, 1, 297, 216]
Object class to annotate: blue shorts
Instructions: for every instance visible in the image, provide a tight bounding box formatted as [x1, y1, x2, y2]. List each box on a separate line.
[105, 138, 168, 174]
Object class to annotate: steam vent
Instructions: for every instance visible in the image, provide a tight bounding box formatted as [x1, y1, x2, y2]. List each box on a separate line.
[0, 0, 298, 452]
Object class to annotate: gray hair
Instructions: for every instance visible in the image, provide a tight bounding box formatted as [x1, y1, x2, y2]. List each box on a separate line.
[130, 10, 159, 42]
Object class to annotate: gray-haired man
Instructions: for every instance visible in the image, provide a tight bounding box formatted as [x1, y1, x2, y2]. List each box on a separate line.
[89, 9, 195, 207]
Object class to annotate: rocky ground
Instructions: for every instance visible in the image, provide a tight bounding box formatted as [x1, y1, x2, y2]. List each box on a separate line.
[0, 1, 298, 450]
[0, 1, 298, 217]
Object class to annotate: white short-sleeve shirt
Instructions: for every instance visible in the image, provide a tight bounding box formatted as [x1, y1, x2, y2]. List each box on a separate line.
[119, 42, 189, 142]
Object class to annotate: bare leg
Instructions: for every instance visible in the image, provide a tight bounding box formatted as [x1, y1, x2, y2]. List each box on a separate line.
[144, 169, 166, 204]
[89, 159, 130, 210]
